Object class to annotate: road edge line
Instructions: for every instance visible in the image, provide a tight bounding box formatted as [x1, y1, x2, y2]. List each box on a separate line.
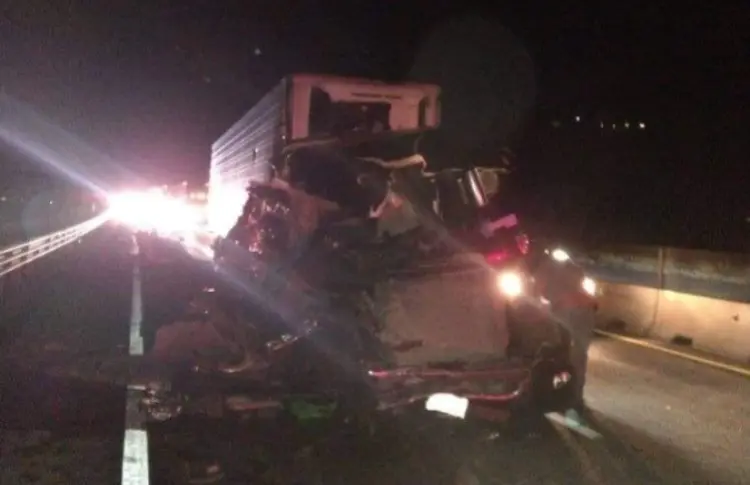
[594, 329, 750, 378]
[122, 239, 150, 485]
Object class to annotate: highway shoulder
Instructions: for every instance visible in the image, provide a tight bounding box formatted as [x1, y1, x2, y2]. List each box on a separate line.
[594, 329, 750, 378]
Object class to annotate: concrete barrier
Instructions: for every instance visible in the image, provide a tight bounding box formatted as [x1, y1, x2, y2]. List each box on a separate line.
[595, 283, 659, 336]
[593, 280, 750, 366]
[570, 243, 750, 365]
[577, 244, 750, 302]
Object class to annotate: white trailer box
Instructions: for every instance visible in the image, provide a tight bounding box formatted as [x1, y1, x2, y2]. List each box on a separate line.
[207, 74, 440, 237]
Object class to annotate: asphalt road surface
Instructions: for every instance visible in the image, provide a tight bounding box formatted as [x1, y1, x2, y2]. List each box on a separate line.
[1, 228, 749, 484]
[0, 225, 131, 485]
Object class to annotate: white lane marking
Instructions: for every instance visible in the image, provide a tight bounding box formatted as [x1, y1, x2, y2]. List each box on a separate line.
[122, 429, 149, 485]
[545, 412, 603, 440]
[122, 240, 150, 485]
[122, 387, 150, 485]
[129, 264, 143, 356]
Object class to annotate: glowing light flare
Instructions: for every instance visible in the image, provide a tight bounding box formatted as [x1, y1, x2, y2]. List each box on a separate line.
[206, 185, 248, 236]
[181, 231, 217, 261]
[107, 190, 201, 234]
[496, 271, 524, 298]
[485, 250, 510, 265]
[550, 248, 571, 263]
[107, 191, 159, 229]
[582, 276, 597, 296]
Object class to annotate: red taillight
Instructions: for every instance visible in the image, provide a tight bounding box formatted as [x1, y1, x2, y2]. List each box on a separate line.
[515, 233, 530, 255]
[485, 250, 510, 264]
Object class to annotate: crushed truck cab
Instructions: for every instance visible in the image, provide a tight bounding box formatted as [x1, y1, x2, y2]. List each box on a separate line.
[141, 74, 593, 424]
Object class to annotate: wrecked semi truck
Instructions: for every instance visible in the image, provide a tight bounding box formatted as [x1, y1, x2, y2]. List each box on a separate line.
[146, 74, 591, 422]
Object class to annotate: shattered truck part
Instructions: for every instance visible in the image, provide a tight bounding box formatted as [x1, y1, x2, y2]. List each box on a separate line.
[207, 74, 441, 237]
[372, 254, 509, 367]
[150, 172, 577, 418]
[372, 364, 530, 411]
[145, 73, 585, 422]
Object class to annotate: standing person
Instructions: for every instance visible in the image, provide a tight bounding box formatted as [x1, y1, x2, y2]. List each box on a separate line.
[531, 249, 596, 421]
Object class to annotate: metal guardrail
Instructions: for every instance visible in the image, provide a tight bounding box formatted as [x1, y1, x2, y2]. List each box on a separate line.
[0, 212, 109, 278]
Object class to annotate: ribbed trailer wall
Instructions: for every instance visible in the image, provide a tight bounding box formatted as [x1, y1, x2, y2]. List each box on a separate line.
[208, 80, 287, 236]
[207, 73, 442, 238]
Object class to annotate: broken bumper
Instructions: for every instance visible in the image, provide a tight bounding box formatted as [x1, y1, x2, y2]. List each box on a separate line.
[369, 353, 575, 415]
[139, 351, 575, 422]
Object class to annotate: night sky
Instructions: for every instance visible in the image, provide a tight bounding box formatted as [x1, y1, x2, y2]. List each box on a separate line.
[1, 1, 748, 249]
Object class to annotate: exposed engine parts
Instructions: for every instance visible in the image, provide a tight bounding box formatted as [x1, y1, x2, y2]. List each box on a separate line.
[145, 145, 579, 425]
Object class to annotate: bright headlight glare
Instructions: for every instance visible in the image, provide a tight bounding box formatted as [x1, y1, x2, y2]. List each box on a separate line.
[582, 276, 597, 296]
[497, 271, 524, 298]
[550, 248, 570, 262]
[107, 191, 159, 229]
[107, 190, 198, 233]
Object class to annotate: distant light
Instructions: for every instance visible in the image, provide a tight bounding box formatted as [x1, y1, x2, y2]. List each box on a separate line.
[575, 116, 581, 122]
[582, 277, 597, 296]
[639, 122, 646, 129]
[496, 271, 525, 298]
[599, 122, 604, 129]
[107, 190, 200, 234]
[550, 248, 571, 263]
[612, 123, 616, 130]
[624, 121, 630, 129]
[551, 120, 561, 128]
[49, 200, 54, 205]
[0, 196, 6, 202]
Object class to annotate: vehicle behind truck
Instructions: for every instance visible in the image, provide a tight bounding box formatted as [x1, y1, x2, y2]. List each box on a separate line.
[143, 74, 593, 425]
